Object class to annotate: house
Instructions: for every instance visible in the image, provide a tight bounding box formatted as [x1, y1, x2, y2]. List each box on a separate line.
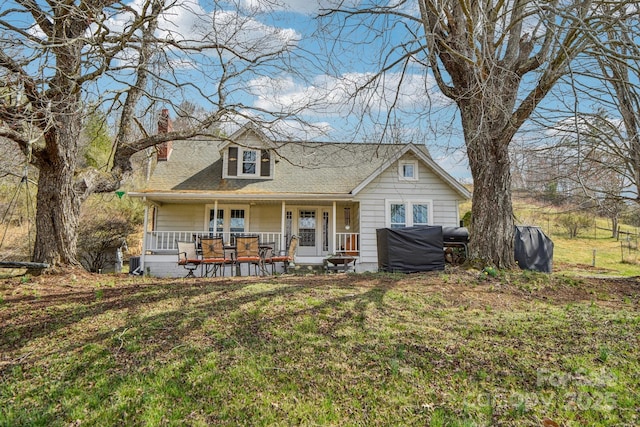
[129, 114, 471, 277]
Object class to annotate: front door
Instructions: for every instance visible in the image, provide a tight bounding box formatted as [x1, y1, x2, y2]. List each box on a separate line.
[296, 209, 317, 256]
[294, 208, 332, 257]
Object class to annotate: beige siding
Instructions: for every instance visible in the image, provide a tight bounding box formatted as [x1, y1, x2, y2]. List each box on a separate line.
[235, 132, 263, 148]
[355, 154, 464, 265]
[334, 202, 358, 232]
[156, 204, 205, 231]
[247, 204, 282, 232]
[156, 203, 283, 233]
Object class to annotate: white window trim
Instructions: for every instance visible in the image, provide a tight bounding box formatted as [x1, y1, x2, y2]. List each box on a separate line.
[205, 204, 251, 234]
[238, 147, 259, 177]
[223, 146, 273, 179]
[385, 199, 433, 228]
[398, 160, 419, 181]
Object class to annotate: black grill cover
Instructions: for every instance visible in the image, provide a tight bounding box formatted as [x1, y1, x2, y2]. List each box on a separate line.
[377, 226, 445, 273]
[514, 226, 554, 273]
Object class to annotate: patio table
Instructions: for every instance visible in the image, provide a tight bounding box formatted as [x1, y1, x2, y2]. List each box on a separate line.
[324, 255, 356, 273]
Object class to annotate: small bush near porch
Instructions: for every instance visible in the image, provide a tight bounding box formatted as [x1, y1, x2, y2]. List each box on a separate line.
[1, 270, 638, 426]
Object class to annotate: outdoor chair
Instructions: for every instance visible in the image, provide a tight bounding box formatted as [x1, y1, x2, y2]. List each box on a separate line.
[177, 240, 201, 278]
[234, 235, 261, 276]
[200, 236, 233, 277]
[265, 235, 298, 274]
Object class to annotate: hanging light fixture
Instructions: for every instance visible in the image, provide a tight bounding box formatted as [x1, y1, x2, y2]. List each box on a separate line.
[344, 207, 351, 230]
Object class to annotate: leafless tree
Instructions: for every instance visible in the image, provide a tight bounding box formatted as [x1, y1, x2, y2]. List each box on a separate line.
[513, 5, 640, 236]
[0, 0, 305, 268]
[320, 0, 640, 267]
[595, 22, 640, 203]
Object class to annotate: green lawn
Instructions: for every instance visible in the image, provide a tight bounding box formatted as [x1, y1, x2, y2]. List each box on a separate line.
[1, 271, 638, 426]
[552, 234, 640, 277]
[507, 198, 640, 277]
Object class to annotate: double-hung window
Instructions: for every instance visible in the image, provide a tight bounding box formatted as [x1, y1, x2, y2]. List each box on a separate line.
[386, 200, 432, 228]
[241, 149, 257, 175]
[225, 146, 272, 179]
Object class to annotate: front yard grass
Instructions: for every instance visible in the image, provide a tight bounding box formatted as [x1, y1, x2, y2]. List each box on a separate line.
[1, 270, 639, 426]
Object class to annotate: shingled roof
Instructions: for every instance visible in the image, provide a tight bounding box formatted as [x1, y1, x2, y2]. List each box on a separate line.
[134, 136, 469, 200]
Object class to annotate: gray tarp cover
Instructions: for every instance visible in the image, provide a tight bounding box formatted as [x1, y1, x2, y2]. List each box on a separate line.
[514, 226, 554, 273]
[377, 226, 445, 273]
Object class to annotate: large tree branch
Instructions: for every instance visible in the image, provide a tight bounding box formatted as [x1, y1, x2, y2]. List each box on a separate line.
[106, 0, 162, 182]
[0, 50, 48, 113]
[0, 125, 30, 150]
[508, 5, 597, 138]
[418, 0, 458, 99]
[15, 0, 53, 36]
[599, 36, 640, 200]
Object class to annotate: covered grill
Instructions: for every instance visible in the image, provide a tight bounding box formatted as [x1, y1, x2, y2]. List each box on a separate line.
[442, 226, 469, 243]
[442, 226, 469, 264]
[376, 226, 445, 273]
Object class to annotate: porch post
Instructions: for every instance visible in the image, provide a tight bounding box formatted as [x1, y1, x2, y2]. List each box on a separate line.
[332, 201, 337, 254]
[140, 200, 149, 274]
[212, 200, 218, 235]
[281, 201, 286, 251]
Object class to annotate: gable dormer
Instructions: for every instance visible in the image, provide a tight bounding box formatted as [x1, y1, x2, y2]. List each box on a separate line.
[222, 124, 275, 180]
[224, 146, 273, 179]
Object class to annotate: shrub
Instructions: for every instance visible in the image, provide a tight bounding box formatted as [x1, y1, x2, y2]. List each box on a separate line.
[77, 195, 144, 273]
[77, 211, 136, 273]
[557, 213, 592, 238]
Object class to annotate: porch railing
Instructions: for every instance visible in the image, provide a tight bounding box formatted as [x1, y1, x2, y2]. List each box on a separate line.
[145, 231, 283, 253]
[144, 231, 360, 256]
[335, 233, 360, 255]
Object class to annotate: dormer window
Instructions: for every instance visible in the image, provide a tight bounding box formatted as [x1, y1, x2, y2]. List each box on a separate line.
[225, 146, 273, 179]
[242, 149, 257, 175]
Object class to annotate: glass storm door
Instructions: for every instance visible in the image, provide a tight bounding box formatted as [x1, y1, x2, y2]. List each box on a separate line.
[297, 210, 317, 256]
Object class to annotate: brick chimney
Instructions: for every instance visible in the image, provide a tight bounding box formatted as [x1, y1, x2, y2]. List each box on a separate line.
[157, 108, 173, 161]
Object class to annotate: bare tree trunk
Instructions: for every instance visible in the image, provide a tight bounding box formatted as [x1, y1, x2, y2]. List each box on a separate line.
[458, 87, 517, 268]
[467, 139, 515, 268]
[32, 110, 82, 267]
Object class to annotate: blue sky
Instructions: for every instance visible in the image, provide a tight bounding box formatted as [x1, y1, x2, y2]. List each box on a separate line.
[11, 0, 635, 182]
[94, 0, 469, 179]
[0, 0, 485, 180]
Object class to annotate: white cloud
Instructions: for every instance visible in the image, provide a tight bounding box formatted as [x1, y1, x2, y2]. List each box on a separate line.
[248, 71, 450, 117]
[545, 115, 625, 140]
[216, 111, 332, 140]
[160, 2, 299, 57]
[238, 0, 361, 15]
[103, 0, 299, 64]
[270, 119, 333, 140]
[434, 149, 470, 181]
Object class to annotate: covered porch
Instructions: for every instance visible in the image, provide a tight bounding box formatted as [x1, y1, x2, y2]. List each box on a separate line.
[138, 198, 360, 277]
